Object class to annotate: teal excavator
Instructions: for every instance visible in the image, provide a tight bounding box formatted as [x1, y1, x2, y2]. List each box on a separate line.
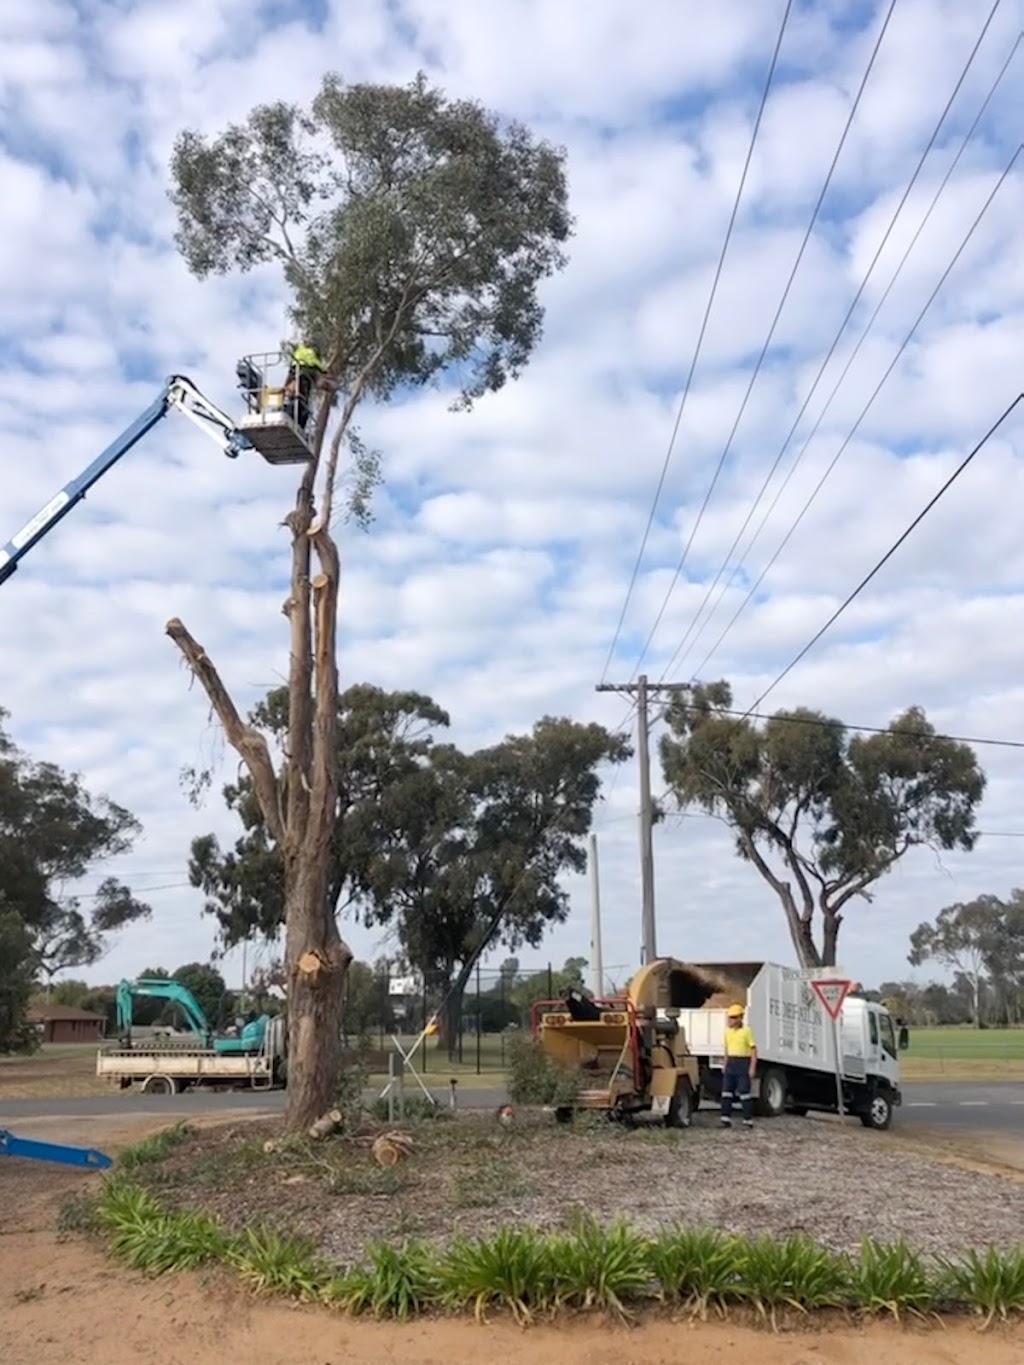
[115, 977, 269, 1054]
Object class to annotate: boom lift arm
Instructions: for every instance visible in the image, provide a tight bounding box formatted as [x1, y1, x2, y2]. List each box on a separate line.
[0, 368, 305, 589]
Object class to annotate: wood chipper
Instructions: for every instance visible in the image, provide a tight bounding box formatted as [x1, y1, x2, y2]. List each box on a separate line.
[532, 958, 700, 1127]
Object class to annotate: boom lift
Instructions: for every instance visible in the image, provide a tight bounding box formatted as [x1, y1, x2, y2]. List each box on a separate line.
[0, 354, 315, 589]
[115, 977, 269, 1055]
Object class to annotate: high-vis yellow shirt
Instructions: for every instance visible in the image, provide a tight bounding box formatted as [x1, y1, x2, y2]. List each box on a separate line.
[724, 1025, 756, 1058]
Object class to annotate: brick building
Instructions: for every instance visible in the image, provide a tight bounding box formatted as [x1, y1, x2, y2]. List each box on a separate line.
[26, 1004, 106, 1044]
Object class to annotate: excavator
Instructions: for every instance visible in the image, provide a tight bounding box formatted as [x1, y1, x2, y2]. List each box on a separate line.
[115, 977, 270, 1055]
[533, 958, 701, 1127]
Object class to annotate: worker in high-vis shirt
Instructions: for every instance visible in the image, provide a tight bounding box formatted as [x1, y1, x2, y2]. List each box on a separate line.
[720, 1003, 757, 1128]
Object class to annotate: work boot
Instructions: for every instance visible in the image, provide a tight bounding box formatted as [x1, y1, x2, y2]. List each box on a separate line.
[720, 1116, 732, 1127]
[743, 1118, 754, 1129]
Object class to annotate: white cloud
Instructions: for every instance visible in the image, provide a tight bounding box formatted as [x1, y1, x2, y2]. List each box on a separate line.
[1, 0, 1023, 994]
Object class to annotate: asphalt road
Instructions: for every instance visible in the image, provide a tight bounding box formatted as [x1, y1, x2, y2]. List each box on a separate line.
[2, 1082, 1023, 1133]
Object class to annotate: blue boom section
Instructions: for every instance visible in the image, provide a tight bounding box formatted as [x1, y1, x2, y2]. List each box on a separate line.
[0, 1128, 113, 1170]
[0, 379, 176, 588]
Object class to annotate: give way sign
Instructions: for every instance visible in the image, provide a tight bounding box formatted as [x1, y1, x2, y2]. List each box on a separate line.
[811, 978, 853, 1021]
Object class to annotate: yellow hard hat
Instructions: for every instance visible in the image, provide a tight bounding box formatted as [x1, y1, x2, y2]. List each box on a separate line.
[292, 343, 324, 369]
[727, 1004, 745, 1018]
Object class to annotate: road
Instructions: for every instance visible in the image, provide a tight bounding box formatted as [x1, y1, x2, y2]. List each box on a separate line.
[2, 1082, 1024, 1133]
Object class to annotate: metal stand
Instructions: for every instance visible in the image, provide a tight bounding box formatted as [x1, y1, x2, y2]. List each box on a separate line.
[378, 1031, 437, 1107]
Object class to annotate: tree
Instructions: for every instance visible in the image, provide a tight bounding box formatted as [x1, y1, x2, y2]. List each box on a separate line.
[168, 72, 571, 1128]
[0, 908, 37, 1053]
[909, 898, 999, 1028]
[659, 682, 985, 968]
[381, 718, 628, 1055]
[0, 708, 151, 1000]
[514, 956, 590, 1014]
[172, 962, 230, 1027]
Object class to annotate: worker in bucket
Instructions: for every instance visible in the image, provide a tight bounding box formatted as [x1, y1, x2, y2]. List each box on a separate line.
[720, 1003, 757, 1129]
[284, 343, 326, 432]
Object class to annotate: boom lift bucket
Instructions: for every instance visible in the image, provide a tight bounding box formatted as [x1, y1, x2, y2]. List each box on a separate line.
[234, 352, 316, 467]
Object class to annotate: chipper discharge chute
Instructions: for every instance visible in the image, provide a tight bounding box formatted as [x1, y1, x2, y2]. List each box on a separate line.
[533, 957, 700, 1127]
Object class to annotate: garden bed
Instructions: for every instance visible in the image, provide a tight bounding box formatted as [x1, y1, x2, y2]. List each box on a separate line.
[125, 1109, 1024, 1267]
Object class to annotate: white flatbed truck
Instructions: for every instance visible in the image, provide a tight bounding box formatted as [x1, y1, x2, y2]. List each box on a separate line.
[96, 1016, 286, 1096]
[672, 961, 904, 1130]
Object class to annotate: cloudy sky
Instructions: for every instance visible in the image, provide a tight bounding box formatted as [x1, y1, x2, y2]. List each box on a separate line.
[2, 0, 1023, 997]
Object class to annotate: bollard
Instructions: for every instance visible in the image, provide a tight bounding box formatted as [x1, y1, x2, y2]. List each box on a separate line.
[449, 1077, 458, 1110]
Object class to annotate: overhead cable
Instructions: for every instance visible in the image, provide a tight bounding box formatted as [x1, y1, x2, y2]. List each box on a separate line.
[598, 0, 795, 684]
[626, 0, 900, 683]
[658, 4, 1010, 684]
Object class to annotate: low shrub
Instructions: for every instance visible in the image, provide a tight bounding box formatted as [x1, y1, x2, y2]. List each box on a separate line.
[91, 1178, 1024, 1328]
[506, 1036, 580, 1108]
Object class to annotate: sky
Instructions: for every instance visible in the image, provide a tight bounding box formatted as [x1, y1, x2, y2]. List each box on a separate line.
[2, 0, 1024, 997]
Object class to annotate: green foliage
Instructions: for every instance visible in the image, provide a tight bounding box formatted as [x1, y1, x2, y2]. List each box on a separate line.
[227, 1225, 330, 1300]
[910, 893, 1024, 1028]
[848, 1237, 938, 1320]
[660, 682, 985, 966]
[506, 1035, 582, 1108]
[90, 1180, 1024, 1327]
[56, 1192, 101, 1238]
[170, 71, 573, 413]
[367, 1093, 447, 1125]
[117, 1123, 195, 1171]
[938, 1245, 1024, 1326]
[437, 1227, 554, 1324]
[0, 908, 38, 1053]
[191, 683, 627, 1056]
[171, 962, 230, 1027]
[548, 1214, 650, 1319]
[646, 1225, 748, 1316]
[0, 707, 150, 1011]
[331, 1240, 439, 1319]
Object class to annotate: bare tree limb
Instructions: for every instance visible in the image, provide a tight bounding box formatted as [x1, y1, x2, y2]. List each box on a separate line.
[166, 617, 285, 846]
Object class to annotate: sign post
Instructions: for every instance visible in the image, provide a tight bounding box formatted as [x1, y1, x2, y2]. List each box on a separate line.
[811, 978, 853, 1119]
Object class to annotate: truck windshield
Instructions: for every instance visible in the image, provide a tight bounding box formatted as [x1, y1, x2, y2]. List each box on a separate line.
[879, 1013, 897, 1059]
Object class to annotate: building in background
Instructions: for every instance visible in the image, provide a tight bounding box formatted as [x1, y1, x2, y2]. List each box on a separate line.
[27, 1004, 106, 1044]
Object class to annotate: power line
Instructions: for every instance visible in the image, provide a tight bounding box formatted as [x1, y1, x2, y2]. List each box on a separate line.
[747, 375, 1024, 712]
[684, 59, 1024, 685]
[661, 700, 1024, 751]
[598, 0, 795, 684]
[658, 5, 1011, 685]
[627, 0, 899, 683]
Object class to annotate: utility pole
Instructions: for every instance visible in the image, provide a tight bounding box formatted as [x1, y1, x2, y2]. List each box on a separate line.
[589, 831, 604, 997]
[596, 677, 692, 965]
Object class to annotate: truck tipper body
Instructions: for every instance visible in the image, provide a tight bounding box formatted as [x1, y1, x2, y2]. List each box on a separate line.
[670, 961, 903, 1130]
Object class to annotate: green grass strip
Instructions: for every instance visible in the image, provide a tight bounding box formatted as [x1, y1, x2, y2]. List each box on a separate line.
[90, 1177, 1024, 1328]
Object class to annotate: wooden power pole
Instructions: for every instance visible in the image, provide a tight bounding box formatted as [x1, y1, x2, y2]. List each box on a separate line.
[596, 677, 691, 965]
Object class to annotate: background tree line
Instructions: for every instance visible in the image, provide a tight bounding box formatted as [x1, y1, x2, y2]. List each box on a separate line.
[0, 707, 150, 1052]
[188, 682, 627, 1059]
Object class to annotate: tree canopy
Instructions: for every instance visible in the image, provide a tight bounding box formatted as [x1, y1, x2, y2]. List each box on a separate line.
[659, 682, 986, 967]
[189, 683, 628, 1055]
[910, 891, 1024, 1027]
[0, 707, 150, 1048]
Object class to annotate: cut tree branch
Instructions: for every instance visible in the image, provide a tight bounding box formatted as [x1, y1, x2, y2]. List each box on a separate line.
[166, 617, 285, 846]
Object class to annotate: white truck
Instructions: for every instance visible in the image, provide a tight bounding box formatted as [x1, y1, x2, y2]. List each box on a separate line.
[96, 1015, 287, 1096]
[673, 961, 904, 1130]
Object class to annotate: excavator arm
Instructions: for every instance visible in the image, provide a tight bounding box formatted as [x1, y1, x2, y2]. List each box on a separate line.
[115, 977, 213, 1048]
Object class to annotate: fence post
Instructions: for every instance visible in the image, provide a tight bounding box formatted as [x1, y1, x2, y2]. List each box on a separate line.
[476, 962, 482, 1074]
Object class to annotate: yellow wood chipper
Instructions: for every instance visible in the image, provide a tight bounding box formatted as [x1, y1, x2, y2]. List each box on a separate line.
[532, 958, 700, 1127]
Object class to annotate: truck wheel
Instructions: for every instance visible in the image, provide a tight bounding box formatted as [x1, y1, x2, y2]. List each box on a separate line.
[666, 1081, 694, 1129]
[141, 1074, 176, 1095]
[860, 1091, 893, 1130]
[758, 1067, 787, 1118]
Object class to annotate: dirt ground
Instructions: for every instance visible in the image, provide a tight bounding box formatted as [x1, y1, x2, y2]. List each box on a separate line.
[3, 1114, 1024, 1365]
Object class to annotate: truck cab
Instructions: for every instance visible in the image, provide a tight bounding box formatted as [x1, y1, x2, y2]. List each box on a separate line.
[839, 997, 903, 1127]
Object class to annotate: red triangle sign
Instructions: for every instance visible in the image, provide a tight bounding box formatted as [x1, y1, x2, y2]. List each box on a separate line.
[811, 978, 853, 1021]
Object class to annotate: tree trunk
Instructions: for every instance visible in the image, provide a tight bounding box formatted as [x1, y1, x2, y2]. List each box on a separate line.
[283, 856, 352, 1130]
[441, 971, 472, 1063]
[821, 913, 840, 968]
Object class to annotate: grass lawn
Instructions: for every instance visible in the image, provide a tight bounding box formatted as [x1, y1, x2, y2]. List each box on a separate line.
[900, 1026, 1024, 1081]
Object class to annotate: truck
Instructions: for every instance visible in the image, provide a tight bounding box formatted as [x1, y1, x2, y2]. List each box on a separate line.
[95, 977, 287, 1096]
[670, 961, 905, 1130]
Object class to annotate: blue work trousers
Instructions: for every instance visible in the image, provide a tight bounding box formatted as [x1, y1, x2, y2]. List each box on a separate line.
[721, 1057, 754, 1122]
